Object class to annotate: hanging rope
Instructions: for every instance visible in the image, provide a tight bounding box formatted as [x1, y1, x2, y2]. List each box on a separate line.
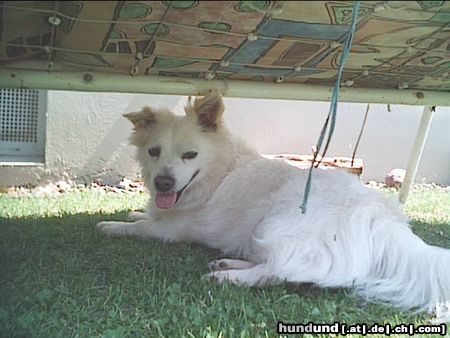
[300, 0, 361, 214]
[351, 103, 370, 166]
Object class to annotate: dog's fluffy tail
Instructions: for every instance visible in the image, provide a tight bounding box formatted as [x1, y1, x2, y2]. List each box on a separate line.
[357, 220, 449, 316]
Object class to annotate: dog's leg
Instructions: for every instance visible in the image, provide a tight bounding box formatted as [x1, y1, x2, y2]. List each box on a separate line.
[208, 259, 256, 271]
[97, 220, 181, 241]
[127, 211, 148, 221]
[206, 264, 277, 286]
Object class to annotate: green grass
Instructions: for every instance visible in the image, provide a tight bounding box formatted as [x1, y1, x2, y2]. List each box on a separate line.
[0, 187, 449, 338]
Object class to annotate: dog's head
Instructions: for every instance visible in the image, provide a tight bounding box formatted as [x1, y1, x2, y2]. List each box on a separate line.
[124, 91, 226, 210]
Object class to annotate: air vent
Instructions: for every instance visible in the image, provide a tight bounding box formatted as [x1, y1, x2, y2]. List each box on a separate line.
[0, 89, 46, 164]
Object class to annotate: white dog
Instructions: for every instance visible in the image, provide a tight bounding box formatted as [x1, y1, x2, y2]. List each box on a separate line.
[98, 92, 449, 320]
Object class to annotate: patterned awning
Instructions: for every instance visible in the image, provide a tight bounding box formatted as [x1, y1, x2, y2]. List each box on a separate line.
[1, 1, 449, 92]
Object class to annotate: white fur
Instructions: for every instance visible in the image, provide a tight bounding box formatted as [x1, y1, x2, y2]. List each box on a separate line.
[98, 94, 450, 322]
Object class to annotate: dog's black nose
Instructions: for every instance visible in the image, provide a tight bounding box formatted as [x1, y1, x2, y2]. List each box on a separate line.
[154, 175, 175, 192]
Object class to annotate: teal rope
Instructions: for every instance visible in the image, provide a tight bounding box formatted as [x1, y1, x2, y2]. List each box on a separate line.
[300, 0, 361, 214]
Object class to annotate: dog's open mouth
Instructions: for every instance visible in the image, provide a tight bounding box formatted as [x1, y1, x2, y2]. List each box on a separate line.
[155, 170, 200, 209]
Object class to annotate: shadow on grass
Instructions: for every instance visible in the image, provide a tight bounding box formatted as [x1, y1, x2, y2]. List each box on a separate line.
[0, 211, 219, 337]
[410, 220, 450, 248]
[0, 211, 441, 337]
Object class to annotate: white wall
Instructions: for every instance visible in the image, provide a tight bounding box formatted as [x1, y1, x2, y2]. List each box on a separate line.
[224, 98, 450, 184]
[1, 91, 449, 187]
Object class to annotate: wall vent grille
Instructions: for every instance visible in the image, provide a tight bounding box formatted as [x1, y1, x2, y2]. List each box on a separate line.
[0, 89, 46, 163]
[1, 89, 40, 143]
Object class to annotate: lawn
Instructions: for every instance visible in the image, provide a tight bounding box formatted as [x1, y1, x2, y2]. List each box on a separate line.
[0, 185, 449, 338]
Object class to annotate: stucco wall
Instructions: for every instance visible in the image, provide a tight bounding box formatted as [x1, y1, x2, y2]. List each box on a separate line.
[1, 91, 449, 187]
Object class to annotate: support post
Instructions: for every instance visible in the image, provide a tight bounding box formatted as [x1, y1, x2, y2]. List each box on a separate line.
[399, 106, 435, 203]
[0, 68, 449, 106]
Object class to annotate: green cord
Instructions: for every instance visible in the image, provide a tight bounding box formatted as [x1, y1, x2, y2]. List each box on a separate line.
[300, 0, 362, 214]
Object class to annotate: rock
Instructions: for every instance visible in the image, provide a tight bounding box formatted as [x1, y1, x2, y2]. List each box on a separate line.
[385, 168, 406, 188]
[32, 183, 60, 197]
[55, 180, 72, 192]
[94, 172, 122, 187]
[119, 177, 133, 189]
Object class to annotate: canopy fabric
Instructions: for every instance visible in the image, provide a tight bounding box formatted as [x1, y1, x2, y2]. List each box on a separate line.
[1, 1, 449, 92]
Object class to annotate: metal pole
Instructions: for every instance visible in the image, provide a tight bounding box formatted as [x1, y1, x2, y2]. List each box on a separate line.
[399, 106, 435, 203]
[1, 68, 449, 106]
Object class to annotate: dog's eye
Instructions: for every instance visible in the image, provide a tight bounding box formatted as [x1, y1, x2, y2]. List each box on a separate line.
[182, 151, 198, 160]
[148, 147, 160, 157]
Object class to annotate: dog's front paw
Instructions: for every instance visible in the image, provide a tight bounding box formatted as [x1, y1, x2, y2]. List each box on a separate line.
[127, 211, 148, 222]
[97, 221, 130, 236]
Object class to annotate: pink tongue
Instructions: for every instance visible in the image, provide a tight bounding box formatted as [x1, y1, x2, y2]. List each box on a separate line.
[156, 192, 178, 209]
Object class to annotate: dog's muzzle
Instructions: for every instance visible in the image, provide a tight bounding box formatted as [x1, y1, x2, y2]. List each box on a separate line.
[154, 170, 200, 209]
[154, 175, 175, 192]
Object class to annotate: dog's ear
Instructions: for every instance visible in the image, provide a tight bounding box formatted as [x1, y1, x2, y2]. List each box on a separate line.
[188, 91, 224, 131]
[123, 107, 156, 129]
